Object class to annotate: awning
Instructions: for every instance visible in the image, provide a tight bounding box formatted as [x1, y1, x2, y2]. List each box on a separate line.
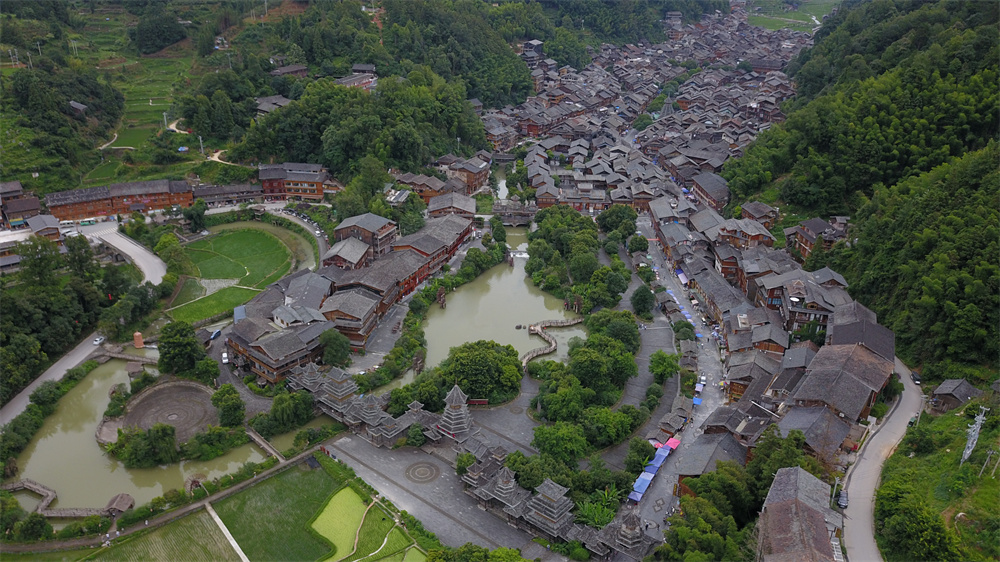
[654, 447, 670, 460]
[627, 491, 644, 502]
[666, 437, 681, 449]
[678, 273, 689, 284]
[675, 268, 684, 275]
[633, 476, 652, 494]
[695, 383, 704, 392]
[647, 455, 666, 468]
[644, 464, 659, 474]
[693, 397, 703, 406]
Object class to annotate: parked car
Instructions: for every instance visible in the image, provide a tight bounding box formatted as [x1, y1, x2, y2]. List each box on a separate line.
[911, 371, 921, 385]
[93, 336, 106, 345]
[837, 490, 848, 509]
[699, 375, 707, 385]
[222, 352, 229, 364]
[210, 329, 222, 340]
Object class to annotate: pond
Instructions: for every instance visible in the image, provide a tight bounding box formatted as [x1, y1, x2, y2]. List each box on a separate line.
[375, 228, 586, 394]
[9, 359, 266, 509]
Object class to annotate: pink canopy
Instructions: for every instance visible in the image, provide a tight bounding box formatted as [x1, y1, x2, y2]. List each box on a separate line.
[665, 437, 681, 449]
[653, 442, 664, 448]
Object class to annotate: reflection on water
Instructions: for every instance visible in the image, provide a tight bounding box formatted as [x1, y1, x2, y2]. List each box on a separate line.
[10, 359, 265, 508]
[375, 229, 585, 395]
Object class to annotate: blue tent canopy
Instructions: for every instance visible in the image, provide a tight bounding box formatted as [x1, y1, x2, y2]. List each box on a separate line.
[633, 477, 652, 493]
[628, 491, 643, 502]
[655, 447, 670, 459]
[647, 455, 666, 468]
[644, 464, 659, 474]
[693, 397, 703, 406]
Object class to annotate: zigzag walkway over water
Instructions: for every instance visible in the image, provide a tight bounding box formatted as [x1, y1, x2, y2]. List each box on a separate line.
[0, 479, 127, 518]
[519, 317, 584, 370]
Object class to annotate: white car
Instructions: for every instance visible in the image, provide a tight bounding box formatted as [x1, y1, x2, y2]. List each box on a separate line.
[221, 352, 229, 364]
[93, 336, 106, 345]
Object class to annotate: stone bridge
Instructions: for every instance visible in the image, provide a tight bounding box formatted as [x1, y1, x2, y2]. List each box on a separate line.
[100, 350, 158, 365]
[246, 426, 286, 462]
[519, 317, 584, 371]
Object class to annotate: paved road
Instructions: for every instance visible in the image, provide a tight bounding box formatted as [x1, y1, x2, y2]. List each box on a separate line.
[843, 358, 922, 562]
[82, 225, 167, 285]
[1, 223, 167, 424]
[0, 335, 100, 424]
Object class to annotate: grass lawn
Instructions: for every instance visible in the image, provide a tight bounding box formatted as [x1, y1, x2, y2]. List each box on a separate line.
[85, 159, 122, 183]
[184, 230, 292, 287]
[210, 221, 316, 271]
[402, 548, 427, 562]
[215, 463, 341, 562]
[169, 286, 260, 323]
[313, 487, 369, 561]
[172, 277, 205, 307]
[91, 510, 240, 562]
[336, 504, 396, 562]
[879, 404, 1000, 559]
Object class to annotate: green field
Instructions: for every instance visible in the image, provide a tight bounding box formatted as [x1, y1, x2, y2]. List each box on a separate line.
[215, 463, 341, 562]
[335, 504, 396, 562]
[186, 230, 292, 287]
[169, 286, 260, 323]
[92, 510, 240, 562]
[112, 127, 156, 149]
[746, 0, 839, 32]
[172, 277, 206, 307]
[85, 158, 122, 183]
[210, 221, 316, 271]
[313, 487, 369, 560]
[402, 548, 427, 562]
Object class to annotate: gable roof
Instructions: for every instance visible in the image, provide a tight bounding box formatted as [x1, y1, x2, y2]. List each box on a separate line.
[336, 212, 395, 233]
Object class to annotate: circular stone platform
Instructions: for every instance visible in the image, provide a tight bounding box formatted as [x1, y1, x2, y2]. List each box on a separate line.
[404, 462, 440, 484]
[122, 382, 218, 443]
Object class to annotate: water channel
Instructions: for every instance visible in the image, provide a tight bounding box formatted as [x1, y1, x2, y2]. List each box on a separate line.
[10, 357, 265, 510]
[376, 228, 587, 394]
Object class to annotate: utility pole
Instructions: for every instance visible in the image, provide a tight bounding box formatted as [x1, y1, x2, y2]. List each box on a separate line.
[264, 0, 268, 15]
[163, 112, 168, 129]
[198, 135, 205, 155]
[36, 41, 42, 56]
[26, 52, 31, 70]
[227, 51, 232, 70]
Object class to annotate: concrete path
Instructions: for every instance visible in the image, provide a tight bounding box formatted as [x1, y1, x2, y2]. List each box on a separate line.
[205, 502, 250, 562]
[95, 229, 167, 285]
[843, 357, 922, 562]
[327, 435, 534, 550]
[98, 133, 118, 150]
[0, 335, 98, 424]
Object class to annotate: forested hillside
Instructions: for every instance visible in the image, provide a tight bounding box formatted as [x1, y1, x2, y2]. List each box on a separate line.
[721, 0, 999, 383]
[229, 65, 486, 179]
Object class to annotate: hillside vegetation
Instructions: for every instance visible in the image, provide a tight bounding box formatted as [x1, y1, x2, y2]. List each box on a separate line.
[722, 0, 999, 384]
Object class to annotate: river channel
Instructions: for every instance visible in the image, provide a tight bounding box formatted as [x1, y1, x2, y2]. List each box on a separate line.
[376, 228, 587, 394]
[10, 356, 265, 511]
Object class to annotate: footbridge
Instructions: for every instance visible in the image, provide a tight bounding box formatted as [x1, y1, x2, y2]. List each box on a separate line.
[519, 317, 584, 371]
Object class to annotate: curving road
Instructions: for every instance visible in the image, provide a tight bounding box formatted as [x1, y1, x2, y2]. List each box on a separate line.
[1, 223, 167, 424]
[842, 357, 922, 562]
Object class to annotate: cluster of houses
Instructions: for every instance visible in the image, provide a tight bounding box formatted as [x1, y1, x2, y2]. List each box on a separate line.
[226, 210, 474, 384]
[393, 152, 493, 205]
[289, 363, 661, 560]
[483, 6, 809, 157]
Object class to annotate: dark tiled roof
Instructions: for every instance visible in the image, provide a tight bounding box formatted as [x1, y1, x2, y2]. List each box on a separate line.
[336, 212, 395, 233]
[46, 186, 111, 207]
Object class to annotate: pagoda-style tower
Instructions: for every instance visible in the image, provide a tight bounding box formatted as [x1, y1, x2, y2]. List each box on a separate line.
[616, 510, 644, 550]
[524, 478, 575, 539]
[438, 384, 471, 437]
[317, 367, 359, 414]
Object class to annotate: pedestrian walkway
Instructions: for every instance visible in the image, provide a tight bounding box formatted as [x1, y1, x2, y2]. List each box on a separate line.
[206, 502, 250, 562]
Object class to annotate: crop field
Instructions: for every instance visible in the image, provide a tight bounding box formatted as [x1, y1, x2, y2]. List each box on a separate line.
[312, 487, 369, 560]
[216, 463, 341, 562]
[112, 126, 156, 149]
[168, 286, 260, 323]
[746, 0, 839, 32]
[337, 512, 392, 561]
[92, 510, 240, 562]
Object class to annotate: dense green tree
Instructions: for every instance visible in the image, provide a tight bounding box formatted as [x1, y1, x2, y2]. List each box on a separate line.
[631, 286, 654, 317]
[211, 384, 245, 427]
[489, 216, 507, 245]
[650, 350, 680, 384]
[531, 421, 590, 466]
[632, 114, 653, 131]
[16, 237, 62, 287]
[157, 321, 206, 376]
[443, 340, 521, 403]
[623, 436, 655, 474]
[627, 235, 649, 254]
[407, 423, 427, 447]
[64, 234, 97, 279]
[17, 512, 53, 541]
[596, 205, 638, 234]
[182, 198, 208, 232]
[673, 320, 696, 341]
[320, 329, 352, 367]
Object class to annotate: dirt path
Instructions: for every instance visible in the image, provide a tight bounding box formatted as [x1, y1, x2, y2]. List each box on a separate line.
[98, 133, 118, 150]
